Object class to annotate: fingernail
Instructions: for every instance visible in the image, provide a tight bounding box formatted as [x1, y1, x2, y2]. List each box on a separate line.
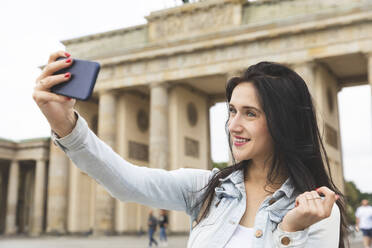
[64, 72, 71, 78]
[64, 52, 71, 57]
[65, 58, 72, 63]
[315, 187, 320, 191]
[335, 194, 340, 200]
[295, 202, 298, 207]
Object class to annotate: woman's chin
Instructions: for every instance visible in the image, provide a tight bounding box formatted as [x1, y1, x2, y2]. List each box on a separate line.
[233, 154, 251, 162]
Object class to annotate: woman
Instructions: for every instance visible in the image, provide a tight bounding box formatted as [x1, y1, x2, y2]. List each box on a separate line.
[33, 51, 348, 247]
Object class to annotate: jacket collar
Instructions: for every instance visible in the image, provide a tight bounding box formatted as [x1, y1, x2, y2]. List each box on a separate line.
[273, 177, 295, 199]
[218, 169, 244, 184]
[218, 169, 295, 199]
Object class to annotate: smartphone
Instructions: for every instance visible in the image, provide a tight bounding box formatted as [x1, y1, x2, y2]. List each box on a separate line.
[51, 57, 100, 101]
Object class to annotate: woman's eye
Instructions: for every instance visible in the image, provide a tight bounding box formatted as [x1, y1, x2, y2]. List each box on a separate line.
[247, 111, 256, 117]
[229, 107, 236, 113]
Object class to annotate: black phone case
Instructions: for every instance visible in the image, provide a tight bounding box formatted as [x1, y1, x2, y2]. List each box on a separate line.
[51, 57, 100, 101]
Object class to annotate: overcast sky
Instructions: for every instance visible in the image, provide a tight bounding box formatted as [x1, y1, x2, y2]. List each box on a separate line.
[0, 0, 371, 193]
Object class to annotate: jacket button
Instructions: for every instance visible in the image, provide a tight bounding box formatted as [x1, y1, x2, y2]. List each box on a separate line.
[281, 236, 290, 245]
[269, 198, 276, 205]
[255, 229, 263, 238]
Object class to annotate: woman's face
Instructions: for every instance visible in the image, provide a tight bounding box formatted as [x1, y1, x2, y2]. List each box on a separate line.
[227, 82, 274, 163]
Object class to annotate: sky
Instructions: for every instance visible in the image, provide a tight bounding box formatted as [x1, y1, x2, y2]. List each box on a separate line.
[0, 0, 371, 193]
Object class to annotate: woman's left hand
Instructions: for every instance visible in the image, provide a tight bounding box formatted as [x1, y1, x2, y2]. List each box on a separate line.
[280, 186, 339, 232]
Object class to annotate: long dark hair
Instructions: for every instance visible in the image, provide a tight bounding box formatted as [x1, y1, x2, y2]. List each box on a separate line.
[191, 62, 348, 247]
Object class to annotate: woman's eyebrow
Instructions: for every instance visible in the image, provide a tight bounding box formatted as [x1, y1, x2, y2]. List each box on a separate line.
[229, 104, 262, 113]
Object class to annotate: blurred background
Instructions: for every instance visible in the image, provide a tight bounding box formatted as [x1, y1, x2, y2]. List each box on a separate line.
[0, 0, 371, 247]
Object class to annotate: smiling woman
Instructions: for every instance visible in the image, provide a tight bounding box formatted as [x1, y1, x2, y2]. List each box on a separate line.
[189, 62, 348, 247]
[227, 83, 273, 164]
[33, 52, 348, 247]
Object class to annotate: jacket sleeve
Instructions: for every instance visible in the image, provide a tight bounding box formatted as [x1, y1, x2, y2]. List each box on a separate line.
[52, 111, 213, 216]
[273, 203, 340, 247]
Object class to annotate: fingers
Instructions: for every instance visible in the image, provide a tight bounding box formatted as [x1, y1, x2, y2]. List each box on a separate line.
[316, 186, 338, 213]
[35, 73, 71, 91]
[33, 51, 73, 106]
[304, 191, 318, 212]
[296, 190, 332, 220]
[296, 193, 309, 210]
[38, 57, 73, 81]
[48, 50, 70, 64]
[33, 90, 70, 106]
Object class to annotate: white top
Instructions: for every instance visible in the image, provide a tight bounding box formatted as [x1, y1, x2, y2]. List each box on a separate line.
[356, 205, 372, 229]
[224, 225, 254, 248]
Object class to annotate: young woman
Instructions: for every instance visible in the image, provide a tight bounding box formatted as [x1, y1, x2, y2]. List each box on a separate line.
[33, 51, 348, 247]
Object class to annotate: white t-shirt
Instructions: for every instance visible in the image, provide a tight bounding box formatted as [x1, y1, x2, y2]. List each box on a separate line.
[356, 205, 372, 229]
[224, 225, 254, 248]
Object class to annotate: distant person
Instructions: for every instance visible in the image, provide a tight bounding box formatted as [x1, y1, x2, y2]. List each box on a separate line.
[356, 199, 372, 248]
[148, 210, 158, 248]
[33, 51, 349, 247]
[158, 209, 169, 247]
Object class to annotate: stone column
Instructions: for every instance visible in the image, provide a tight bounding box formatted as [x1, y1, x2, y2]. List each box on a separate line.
[206, 100, 213, 170]
[67, 161, 79, 233]
[291, 61, 317, 98]
[5, 160, 19, 235]
[149, 82, 169, 170]
[368, 53, 372, 166]
[94, 90, 117, 235]
[46, 141, 69, 234]
[367, 53, 372, 104]
[292, 61, 324, 130]
[30, 159, 47, 236]
[152, 82, 171, 231]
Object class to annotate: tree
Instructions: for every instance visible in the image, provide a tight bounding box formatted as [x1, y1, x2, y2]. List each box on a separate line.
[212, 162, 228, 170]
[344, 181, 372, 224]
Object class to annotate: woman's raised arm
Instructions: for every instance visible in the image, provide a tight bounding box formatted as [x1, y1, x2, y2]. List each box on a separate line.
[52, 112, 213, 215]
[34, 52, 214, 216]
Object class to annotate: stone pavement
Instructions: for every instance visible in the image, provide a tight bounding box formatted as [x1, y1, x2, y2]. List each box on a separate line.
[0, 233, 366, 248]
[0, 234, 187, 248]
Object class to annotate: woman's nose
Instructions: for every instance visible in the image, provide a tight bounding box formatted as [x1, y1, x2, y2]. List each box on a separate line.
[228, 114, 243, 133]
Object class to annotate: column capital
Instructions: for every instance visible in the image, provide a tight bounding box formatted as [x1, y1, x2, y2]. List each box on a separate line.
[226, 68, 245, 79]
[98, 89, 118, 97]
[290, 60, 318, 70]
[149, 81, 171, 89]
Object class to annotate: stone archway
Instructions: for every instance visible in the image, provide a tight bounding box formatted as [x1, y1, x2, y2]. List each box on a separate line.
[43, 0, 372, 235]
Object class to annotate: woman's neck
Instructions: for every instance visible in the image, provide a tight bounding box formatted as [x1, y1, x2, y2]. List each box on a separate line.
[244, 158, 287, 193]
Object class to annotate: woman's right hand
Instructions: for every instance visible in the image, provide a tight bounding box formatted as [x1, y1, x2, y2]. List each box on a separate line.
[33, 51, 77, 138]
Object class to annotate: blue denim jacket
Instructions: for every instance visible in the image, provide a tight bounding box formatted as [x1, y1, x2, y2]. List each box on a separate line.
[53, 113, 340, 248]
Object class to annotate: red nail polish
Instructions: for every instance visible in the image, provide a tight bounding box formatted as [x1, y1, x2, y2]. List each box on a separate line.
[66, 58, 72, 63]
[64, 72, 70, 78]
[65, 52, 71, 57]
[295, 201, 298, 207]
[315, 187, 320, 191]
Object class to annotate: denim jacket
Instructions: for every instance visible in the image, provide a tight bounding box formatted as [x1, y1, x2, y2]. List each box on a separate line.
[52, 113, 340, 248]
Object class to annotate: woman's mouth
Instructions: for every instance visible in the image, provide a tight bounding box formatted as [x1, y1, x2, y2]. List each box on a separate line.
[233, 138, 251, 146]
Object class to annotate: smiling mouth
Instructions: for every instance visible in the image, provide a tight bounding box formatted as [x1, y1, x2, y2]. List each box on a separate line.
[233, 138, 251, 146]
